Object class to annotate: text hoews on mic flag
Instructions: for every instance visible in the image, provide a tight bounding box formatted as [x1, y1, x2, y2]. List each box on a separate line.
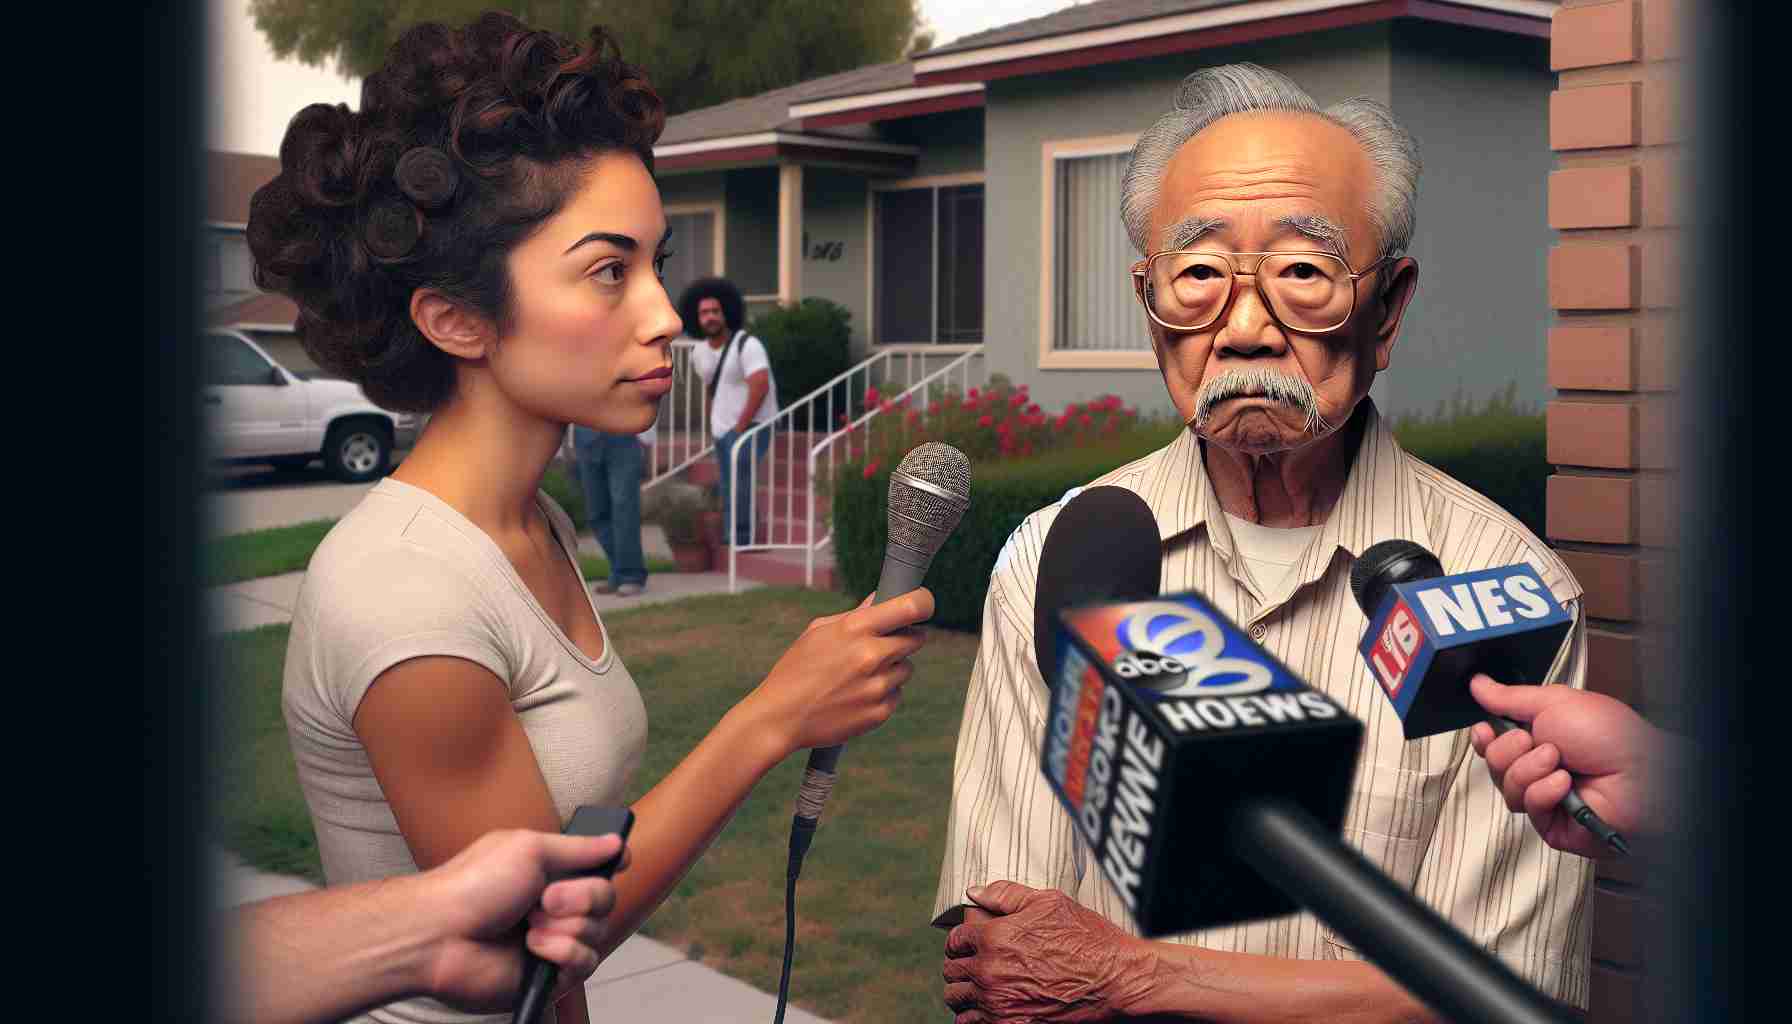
[1357, 564, 1572, 740]
[1041, 591, 1362, 937]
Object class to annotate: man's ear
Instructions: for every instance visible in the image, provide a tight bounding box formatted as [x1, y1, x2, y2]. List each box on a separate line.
[410, 288, 496, 361]
[1370, 257, 1419, 372]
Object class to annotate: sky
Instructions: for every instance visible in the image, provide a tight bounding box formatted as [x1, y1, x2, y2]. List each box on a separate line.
[206, 0, 1080, 156]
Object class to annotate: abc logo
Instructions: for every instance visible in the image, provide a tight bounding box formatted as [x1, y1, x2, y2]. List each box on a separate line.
[1114, 601, 1274, 698]
[1112, 650, 1190, 691]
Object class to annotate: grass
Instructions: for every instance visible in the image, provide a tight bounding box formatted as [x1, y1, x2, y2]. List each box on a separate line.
[205, 518, 675, 586]
[204, 520, 338, 586]
[209, 588, 981, 1022]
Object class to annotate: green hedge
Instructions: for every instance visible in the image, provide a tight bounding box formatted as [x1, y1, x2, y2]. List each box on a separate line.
[834, 389, 1546, 632]
[751, 298, 853, 414]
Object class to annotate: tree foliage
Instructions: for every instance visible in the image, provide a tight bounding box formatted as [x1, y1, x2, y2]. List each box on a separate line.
[250, 0, 924, 115]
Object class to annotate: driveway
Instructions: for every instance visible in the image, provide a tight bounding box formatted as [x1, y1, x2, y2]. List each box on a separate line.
[204, 462, 383, 537]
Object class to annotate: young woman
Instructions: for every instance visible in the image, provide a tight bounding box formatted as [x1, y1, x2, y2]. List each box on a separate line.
[249, 13, 932, 1024]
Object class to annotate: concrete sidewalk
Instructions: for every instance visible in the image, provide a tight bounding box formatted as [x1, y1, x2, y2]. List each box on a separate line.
[215, 850, 830, 1023]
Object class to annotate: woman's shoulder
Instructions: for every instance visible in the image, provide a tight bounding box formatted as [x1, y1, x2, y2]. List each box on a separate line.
[301, 480, 495, 614]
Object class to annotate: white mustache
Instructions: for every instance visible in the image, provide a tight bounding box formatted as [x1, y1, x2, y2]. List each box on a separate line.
[1192, 368, 1331, 436]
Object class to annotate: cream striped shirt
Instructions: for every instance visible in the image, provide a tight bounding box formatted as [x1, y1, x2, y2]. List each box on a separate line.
[931, 402, 1593, 1008]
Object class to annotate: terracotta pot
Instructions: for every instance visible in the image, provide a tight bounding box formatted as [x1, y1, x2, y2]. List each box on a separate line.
[669, 540, 711, 573]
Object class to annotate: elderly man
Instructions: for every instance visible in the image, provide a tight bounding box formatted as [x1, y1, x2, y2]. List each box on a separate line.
[933, 64, 1592, 1022]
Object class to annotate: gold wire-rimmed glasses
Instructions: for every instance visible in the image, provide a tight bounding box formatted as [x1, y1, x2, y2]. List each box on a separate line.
[1129, 250, 1395, 334]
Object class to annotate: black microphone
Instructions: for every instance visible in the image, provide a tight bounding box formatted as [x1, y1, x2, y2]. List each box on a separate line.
[1039, 526, 1574, 1022]
[1032, 486, 1164, 684]
[1349, 539, 1629, 856]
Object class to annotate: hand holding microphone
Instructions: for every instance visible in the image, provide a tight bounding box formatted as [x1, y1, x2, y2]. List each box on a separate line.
[1467, 675, 1672, 858]
[1349, 540, 1631, 857]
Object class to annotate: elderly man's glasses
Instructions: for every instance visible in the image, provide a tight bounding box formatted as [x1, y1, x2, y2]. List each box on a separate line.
[1130, 250, 1394, 334]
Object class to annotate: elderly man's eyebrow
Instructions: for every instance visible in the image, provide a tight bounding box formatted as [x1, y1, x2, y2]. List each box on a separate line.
[1164, 215, 1226, 251]
[1275, 214, 1349, 256]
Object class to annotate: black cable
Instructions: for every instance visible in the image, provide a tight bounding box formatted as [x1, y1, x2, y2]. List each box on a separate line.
[773, 815, 818, 1024]
[1485, 716, 1631, 857]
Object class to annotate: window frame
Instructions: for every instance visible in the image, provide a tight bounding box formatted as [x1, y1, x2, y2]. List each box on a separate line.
[1037, 133, 1157, 371]
[867, 171, 986, 351]
[662, 202, 726, 299]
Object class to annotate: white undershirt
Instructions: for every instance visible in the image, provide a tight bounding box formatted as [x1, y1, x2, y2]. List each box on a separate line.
[1223, 513, 1322, 595]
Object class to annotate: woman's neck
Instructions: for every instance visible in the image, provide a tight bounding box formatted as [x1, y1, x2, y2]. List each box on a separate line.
[389, 388, 563, 537]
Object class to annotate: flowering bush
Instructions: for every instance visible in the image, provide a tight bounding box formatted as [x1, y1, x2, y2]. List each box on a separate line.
[837, 376, 1148, 473]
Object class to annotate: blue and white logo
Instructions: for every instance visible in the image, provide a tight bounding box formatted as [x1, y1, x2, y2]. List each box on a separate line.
[1115, 600, 1275, 698]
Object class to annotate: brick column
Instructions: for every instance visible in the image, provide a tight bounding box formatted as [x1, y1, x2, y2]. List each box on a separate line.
[1544, 2, 1681, 1021]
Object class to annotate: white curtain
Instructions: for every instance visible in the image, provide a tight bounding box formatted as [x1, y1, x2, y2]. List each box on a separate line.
[1055, 153, 1149, 351]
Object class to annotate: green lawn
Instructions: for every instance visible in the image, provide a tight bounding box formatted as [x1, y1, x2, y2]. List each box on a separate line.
[204, 518, 674, 586]
[209, 588, 981, 1023]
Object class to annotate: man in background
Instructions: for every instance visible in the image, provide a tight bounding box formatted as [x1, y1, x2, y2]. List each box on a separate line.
[681, 277, 779, 547]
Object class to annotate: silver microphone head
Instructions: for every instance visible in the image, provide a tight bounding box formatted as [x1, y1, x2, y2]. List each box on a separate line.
[887, 442, 971, 558]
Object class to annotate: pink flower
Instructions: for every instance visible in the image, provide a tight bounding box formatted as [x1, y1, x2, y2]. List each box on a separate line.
[905, 410, 921, 426]
[897, 394, 911, 408]
[1079, 414, 1093, 428]
[928, 401, 942, 415]
[863, 460, 881, 478]
[978, 415, 994, 428]
[1124, 406, 1138, 418]
[1009, 393, 1026, 408]
[1025, 403, 1041, 415]
[963, 399, 980, 411]
[1053, 415, 1069, 431]
[1022, 441, 1035, 456]
[864, 386, 880, 406]
[996, 419, 1012, 435]
[968, 387, 980, 400]
[879, 400, 894, 414]
[837, 413, 849, 427]
[1066, 403, 1082, 416]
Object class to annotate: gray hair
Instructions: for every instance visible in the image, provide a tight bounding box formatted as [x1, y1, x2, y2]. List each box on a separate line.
[1192, 367, 1331, 436]
[1120, 64, 1421, 261]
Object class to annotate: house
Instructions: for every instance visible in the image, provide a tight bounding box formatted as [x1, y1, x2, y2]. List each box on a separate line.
[204, 150, 311, 372]
[653, 0, 1561, 419]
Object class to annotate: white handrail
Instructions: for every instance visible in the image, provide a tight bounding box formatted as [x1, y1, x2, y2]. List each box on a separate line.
[725, 346, 986, 592]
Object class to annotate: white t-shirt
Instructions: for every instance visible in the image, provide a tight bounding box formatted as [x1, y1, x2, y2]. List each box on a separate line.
[1223, 512, 1322, 596]
[689, 330, 779, 436]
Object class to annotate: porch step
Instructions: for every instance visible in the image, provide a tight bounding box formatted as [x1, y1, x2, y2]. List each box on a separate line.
[732, 546, 839, 591]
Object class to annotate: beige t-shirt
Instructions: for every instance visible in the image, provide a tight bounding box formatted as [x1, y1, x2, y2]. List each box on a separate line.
[282, 477, 648, 1024]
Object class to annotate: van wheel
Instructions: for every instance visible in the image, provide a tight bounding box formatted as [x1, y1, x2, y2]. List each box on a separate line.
[323, 421, 391, 483]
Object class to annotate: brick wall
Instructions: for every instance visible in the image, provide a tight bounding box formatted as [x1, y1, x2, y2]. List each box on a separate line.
[1544, 2, 1681, 1021]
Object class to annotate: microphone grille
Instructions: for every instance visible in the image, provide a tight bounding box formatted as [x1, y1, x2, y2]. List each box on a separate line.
[886, 442, 971, 556]
[1349, 539, 1442, 616]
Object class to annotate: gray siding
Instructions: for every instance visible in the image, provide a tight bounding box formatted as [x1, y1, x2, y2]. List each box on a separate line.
[800, 169, 873, 357]
[881, 107, 986, 178]
[1386, 20, 1554, 419]
[979, 25, 1396, 417]
[725, 167, 781, 296]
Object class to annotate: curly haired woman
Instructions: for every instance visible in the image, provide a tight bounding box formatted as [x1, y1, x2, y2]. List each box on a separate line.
[249, 13, 932, 1023]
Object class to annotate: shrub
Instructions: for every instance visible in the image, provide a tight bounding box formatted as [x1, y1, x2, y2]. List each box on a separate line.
[833, 383, 1548, 632]
[750, 298, 853, 411]
[541, 463, 585, 527]
[1390, 383, 1547, 539]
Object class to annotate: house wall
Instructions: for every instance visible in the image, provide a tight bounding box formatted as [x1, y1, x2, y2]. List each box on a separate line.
[881, 107, 986, 178]
[978, 25, 1396, 416]
[800, 168, 873, 356]
[1388, 20, 1556, 418]
[724, 167, 781, 297]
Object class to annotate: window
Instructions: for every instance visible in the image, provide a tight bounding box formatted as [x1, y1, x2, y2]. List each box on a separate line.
[662, 209, 718, 304]
[874, 182, 983, 344]
[204, 333, 275, 387]
[1051, 150, 1145, 353]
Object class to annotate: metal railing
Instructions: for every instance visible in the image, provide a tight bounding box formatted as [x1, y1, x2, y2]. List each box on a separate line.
[640, 340, 714, 492]
[725, 346, 985, 591]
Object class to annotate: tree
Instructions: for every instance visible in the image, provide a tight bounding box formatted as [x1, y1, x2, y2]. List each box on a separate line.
[250, 0, 924, 115]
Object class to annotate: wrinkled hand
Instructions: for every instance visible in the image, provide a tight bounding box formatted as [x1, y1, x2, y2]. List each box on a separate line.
[423, 828, 629, 1011]
[1468, 674, 1664, 858]
[749, 588, 934, 754]
[941, 881, 1156, 1024]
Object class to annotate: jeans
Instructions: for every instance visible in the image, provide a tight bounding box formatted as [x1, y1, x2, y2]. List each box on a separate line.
[573, 427, 647, 587]
[714, 426, 772, 546]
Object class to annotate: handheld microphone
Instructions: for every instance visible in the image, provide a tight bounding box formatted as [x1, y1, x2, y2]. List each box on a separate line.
[773, 442, 968, 1024]
[1349, 540, 1629, 856]
[1032, 486, 1165, 684]
[794, 441, 970, 830]
[1038, 533, 1573, 1022]
[513, 806, 633, 1024]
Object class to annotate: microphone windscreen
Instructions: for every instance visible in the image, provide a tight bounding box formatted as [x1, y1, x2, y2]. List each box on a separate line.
[886, 442, 971, 559]
[1034, 486, 1161, 684]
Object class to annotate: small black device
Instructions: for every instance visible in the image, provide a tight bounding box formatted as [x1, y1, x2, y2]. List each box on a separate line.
[513, 806, 634, 1024]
